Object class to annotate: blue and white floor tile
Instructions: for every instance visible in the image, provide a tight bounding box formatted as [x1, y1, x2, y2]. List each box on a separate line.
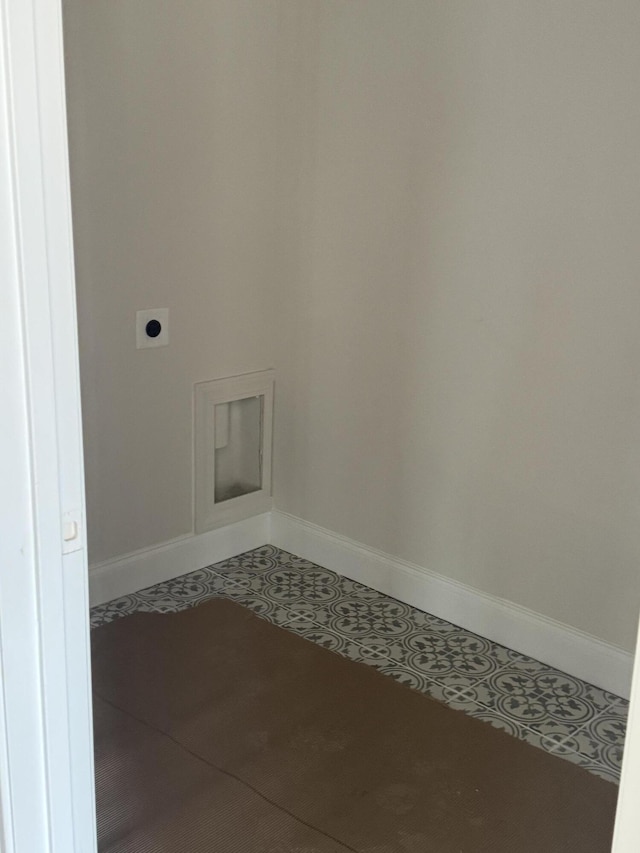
[90, 544, 627, 784]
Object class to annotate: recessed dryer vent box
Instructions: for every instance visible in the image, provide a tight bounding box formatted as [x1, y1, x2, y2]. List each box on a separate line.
[194, 370, 274, 532]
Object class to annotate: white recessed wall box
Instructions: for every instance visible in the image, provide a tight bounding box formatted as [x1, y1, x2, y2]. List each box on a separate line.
[136, 308, 169, 348]
[194, 370, 274, 532]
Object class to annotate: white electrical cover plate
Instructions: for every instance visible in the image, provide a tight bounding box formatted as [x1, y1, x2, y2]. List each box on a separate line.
[136, 308, 169, 348]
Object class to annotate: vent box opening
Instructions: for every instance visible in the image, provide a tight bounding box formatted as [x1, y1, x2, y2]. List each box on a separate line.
[214, 397, 262, 503]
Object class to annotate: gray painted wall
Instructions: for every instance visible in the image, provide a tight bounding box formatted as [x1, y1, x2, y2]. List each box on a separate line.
[65, 1, 640, 650]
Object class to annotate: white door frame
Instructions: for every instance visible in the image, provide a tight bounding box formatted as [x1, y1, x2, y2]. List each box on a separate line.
[0, 0, 95, 850]
[0, 0, 639, 850]
[612, 622, 640, 851]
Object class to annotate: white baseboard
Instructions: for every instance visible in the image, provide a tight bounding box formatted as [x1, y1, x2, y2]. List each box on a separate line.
[271, 510, 633, 699]
[89, 513, 271, 607]
[88, 506, 633, 697]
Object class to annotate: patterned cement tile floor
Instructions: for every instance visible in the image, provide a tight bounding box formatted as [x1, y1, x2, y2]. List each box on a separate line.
[90, 545, 627, 785]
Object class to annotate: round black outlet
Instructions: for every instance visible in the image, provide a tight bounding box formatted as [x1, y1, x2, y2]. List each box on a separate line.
[145, 319, 162, 338]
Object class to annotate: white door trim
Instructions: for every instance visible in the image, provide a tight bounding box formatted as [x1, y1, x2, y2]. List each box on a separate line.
[613, 620, 640, 851]
[0, 0, 95, 850]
